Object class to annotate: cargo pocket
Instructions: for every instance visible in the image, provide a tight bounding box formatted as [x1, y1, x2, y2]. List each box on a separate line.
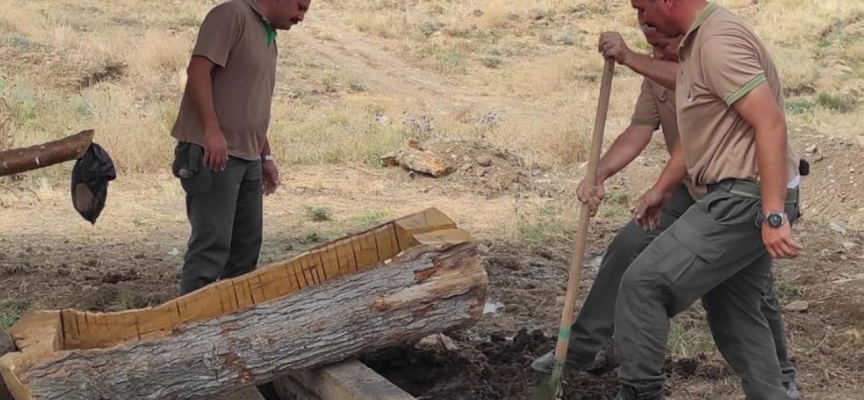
[667, 217, 724, 284]
[172, 142, 212, 196]
[697, 190, 758, 227]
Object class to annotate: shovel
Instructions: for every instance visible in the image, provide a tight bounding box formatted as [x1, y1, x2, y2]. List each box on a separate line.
[530, 57, 616, 400]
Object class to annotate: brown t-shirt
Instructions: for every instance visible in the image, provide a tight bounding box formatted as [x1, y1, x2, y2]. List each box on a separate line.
[631, 78, 679, 155]
[676, 3, 800, 188]
[171, 0, 278, 161]
[631, 77, 706, 199]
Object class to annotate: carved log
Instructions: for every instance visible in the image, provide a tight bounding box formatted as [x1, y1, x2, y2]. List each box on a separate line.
[0, 330, 13, 400]
[0, 208, 486, 400]
[0, 130, 94, 177]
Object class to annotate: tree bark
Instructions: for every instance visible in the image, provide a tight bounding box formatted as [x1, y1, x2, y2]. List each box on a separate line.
[0, 329, 14, 400]
[1, 242, 486, 400]
[0, 130, 94, 177]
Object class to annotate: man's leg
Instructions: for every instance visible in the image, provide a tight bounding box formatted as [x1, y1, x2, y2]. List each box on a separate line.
[180, 158, 245, 295]
[701, 254, 788, 399]
[223, 159, 264, 280]
[614, 188, 797, 399]
[532, 187, 695, 373]
[762, 268, 801, 398]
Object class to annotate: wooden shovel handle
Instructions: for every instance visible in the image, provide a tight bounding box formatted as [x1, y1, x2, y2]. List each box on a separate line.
[554, 57, 616, 361]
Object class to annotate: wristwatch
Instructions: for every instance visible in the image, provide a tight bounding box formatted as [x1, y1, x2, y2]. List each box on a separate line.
[762, 212, 788, 228]
[262, 154, 274, 162]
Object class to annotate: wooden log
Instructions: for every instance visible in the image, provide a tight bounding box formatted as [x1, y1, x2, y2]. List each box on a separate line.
[0, 130, 94, 177]
[0, 330, 14, 400]
[0, 208, 486, 400]
[274, 358, 416, 400]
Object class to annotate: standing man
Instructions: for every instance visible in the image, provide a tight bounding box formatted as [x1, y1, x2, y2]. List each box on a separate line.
[170, 0, 311, 296]
[531, 26, 800, 400]
[595, 1, 804, 399]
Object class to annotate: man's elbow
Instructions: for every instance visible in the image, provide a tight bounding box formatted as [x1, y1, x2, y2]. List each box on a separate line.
[186, 56, 215, 81]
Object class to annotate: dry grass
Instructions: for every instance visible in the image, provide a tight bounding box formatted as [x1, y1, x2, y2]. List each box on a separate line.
[0, 0, 861, 181]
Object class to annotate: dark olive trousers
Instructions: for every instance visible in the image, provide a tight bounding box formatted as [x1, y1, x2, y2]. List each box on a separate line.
[613, 180, 801, 399]
[177, 153, 263, 296]
[565, 185, 796, 390]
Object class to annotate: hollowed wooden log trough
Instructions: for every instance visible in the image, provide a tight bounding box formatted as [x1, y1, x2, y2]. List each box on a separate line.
[0, 208, 488, 400]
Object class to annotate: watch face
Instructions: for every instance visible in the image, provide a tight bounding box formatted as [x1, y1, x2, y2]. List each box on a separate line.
[767, 213, 783, 227]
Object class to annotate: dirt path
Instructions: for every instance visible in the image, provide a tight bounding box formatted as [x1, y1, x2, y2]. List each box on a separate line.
[290, 4, 539, 114]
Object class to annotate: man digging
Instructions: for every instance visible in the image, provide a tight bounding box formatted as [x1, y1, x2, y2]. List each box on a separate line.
[531, 22, 801, 400]
[170, 0, 310, 295]
[590, 1, 805, 399]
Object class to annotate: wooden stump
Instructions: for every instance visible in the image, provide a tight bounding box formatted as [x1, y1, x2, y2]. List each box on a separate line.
[0, 208, 486, 400]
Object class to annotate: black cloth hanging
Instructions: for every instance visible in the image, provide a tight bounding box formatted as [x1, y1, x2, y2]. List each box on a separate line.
[70, 143, 116, 224]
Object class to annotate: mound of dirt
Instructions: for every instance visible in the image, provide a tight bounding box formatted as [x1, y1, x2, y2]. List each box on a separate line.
[360, 328, 619, 400]
[361, 328, 731, 400]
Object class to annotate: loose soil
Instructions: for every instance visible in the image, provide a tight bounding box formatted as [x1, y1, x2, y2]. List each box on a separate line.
[2, 135, 863, 400]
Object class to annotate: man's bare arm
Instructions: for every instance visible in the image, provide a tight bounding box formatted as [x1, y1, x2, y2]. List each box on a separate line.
[188, 56, 220, 134]
[621, 53, 678, 90]
[651, 140, 688, 195]
[598, 32, 678, 90]
[187, 55, 228, 171]
[596, 124, 655, 184]
[732, 84, 787, 214]
[733, 82, 802, 258]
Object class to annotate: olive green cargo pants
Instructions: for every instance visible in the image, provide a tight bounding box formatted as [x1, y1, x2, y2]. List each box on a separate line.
[614, 180, 801, 399]
[567, 186, 796, 384]
[173, 142, 264, 295]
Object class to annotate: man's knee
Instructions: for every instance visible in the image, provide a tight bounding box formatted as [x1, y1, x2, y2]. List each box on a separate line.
[618, 260, 666, 300]
[607, 220, 654, 259]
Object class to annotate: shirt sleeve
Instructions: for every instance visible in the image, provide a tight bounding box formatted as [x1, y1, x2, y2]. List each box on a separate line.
[699, 30, 767, 106]
[630, 79, 661, 129]
[192, 3, 246, 67]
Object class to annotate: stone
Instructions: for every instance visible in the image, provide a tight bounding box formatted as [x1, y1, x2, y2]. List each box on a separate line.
[785, 301, 810, 312]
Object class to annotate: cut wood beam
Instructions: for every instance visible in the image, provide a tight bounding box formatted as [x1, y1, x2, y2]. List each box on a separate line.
[0, 208, 486, 400]
[214, 387, 267, 400]
[0, 130, 94, 177]
[274, 358, 416, 400]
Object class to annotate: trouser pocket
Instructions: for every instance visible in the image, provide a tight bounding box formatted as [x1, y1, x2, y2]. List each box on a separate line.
[172, 142, 212, 196]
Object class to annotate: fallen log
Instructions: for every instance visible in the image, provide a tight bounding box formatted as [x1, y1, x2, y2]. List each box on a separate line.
[0, 208, 487, 400]
[0, 130, 94, 177]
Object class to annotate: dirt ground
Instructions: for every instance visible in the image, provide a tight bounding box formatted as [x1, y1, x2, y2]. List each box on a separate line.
[2, 2, 864, 399]
[2, 129, 863, 400]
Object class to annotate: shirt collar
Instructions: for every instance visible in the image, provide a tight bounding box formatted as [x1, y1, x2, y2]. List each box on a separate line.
[678, 2, 719, 51]
[243, 0, 277, 45]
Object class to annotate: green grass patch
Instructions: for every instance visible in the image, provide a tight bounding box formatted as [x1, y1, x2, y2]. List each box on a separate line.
[305, 206, 333, 222]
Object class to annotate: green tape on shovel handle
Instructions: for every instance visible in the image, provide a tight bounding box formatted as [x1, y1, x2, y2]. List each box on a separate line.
[558, 327, 571, 340]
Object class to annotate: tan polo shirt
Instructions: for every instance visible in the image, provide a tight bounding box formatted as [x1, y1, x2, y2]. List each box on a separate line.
[675, 3, 800, 188]
[631, 78, 679, 155]
[171, 0, 278, 161]
[631, 77, 707, 199]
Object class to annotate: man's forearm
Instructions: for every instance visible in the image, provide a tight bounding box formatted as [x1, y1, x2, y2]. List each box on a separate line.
[754, 122, 789, 214]
[624, 53, 678, 90]
[187, 59, 221, 132]
[596, 126, 654, 183]
[261, 137, 271, 157]
[651, 141, 688, 193]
